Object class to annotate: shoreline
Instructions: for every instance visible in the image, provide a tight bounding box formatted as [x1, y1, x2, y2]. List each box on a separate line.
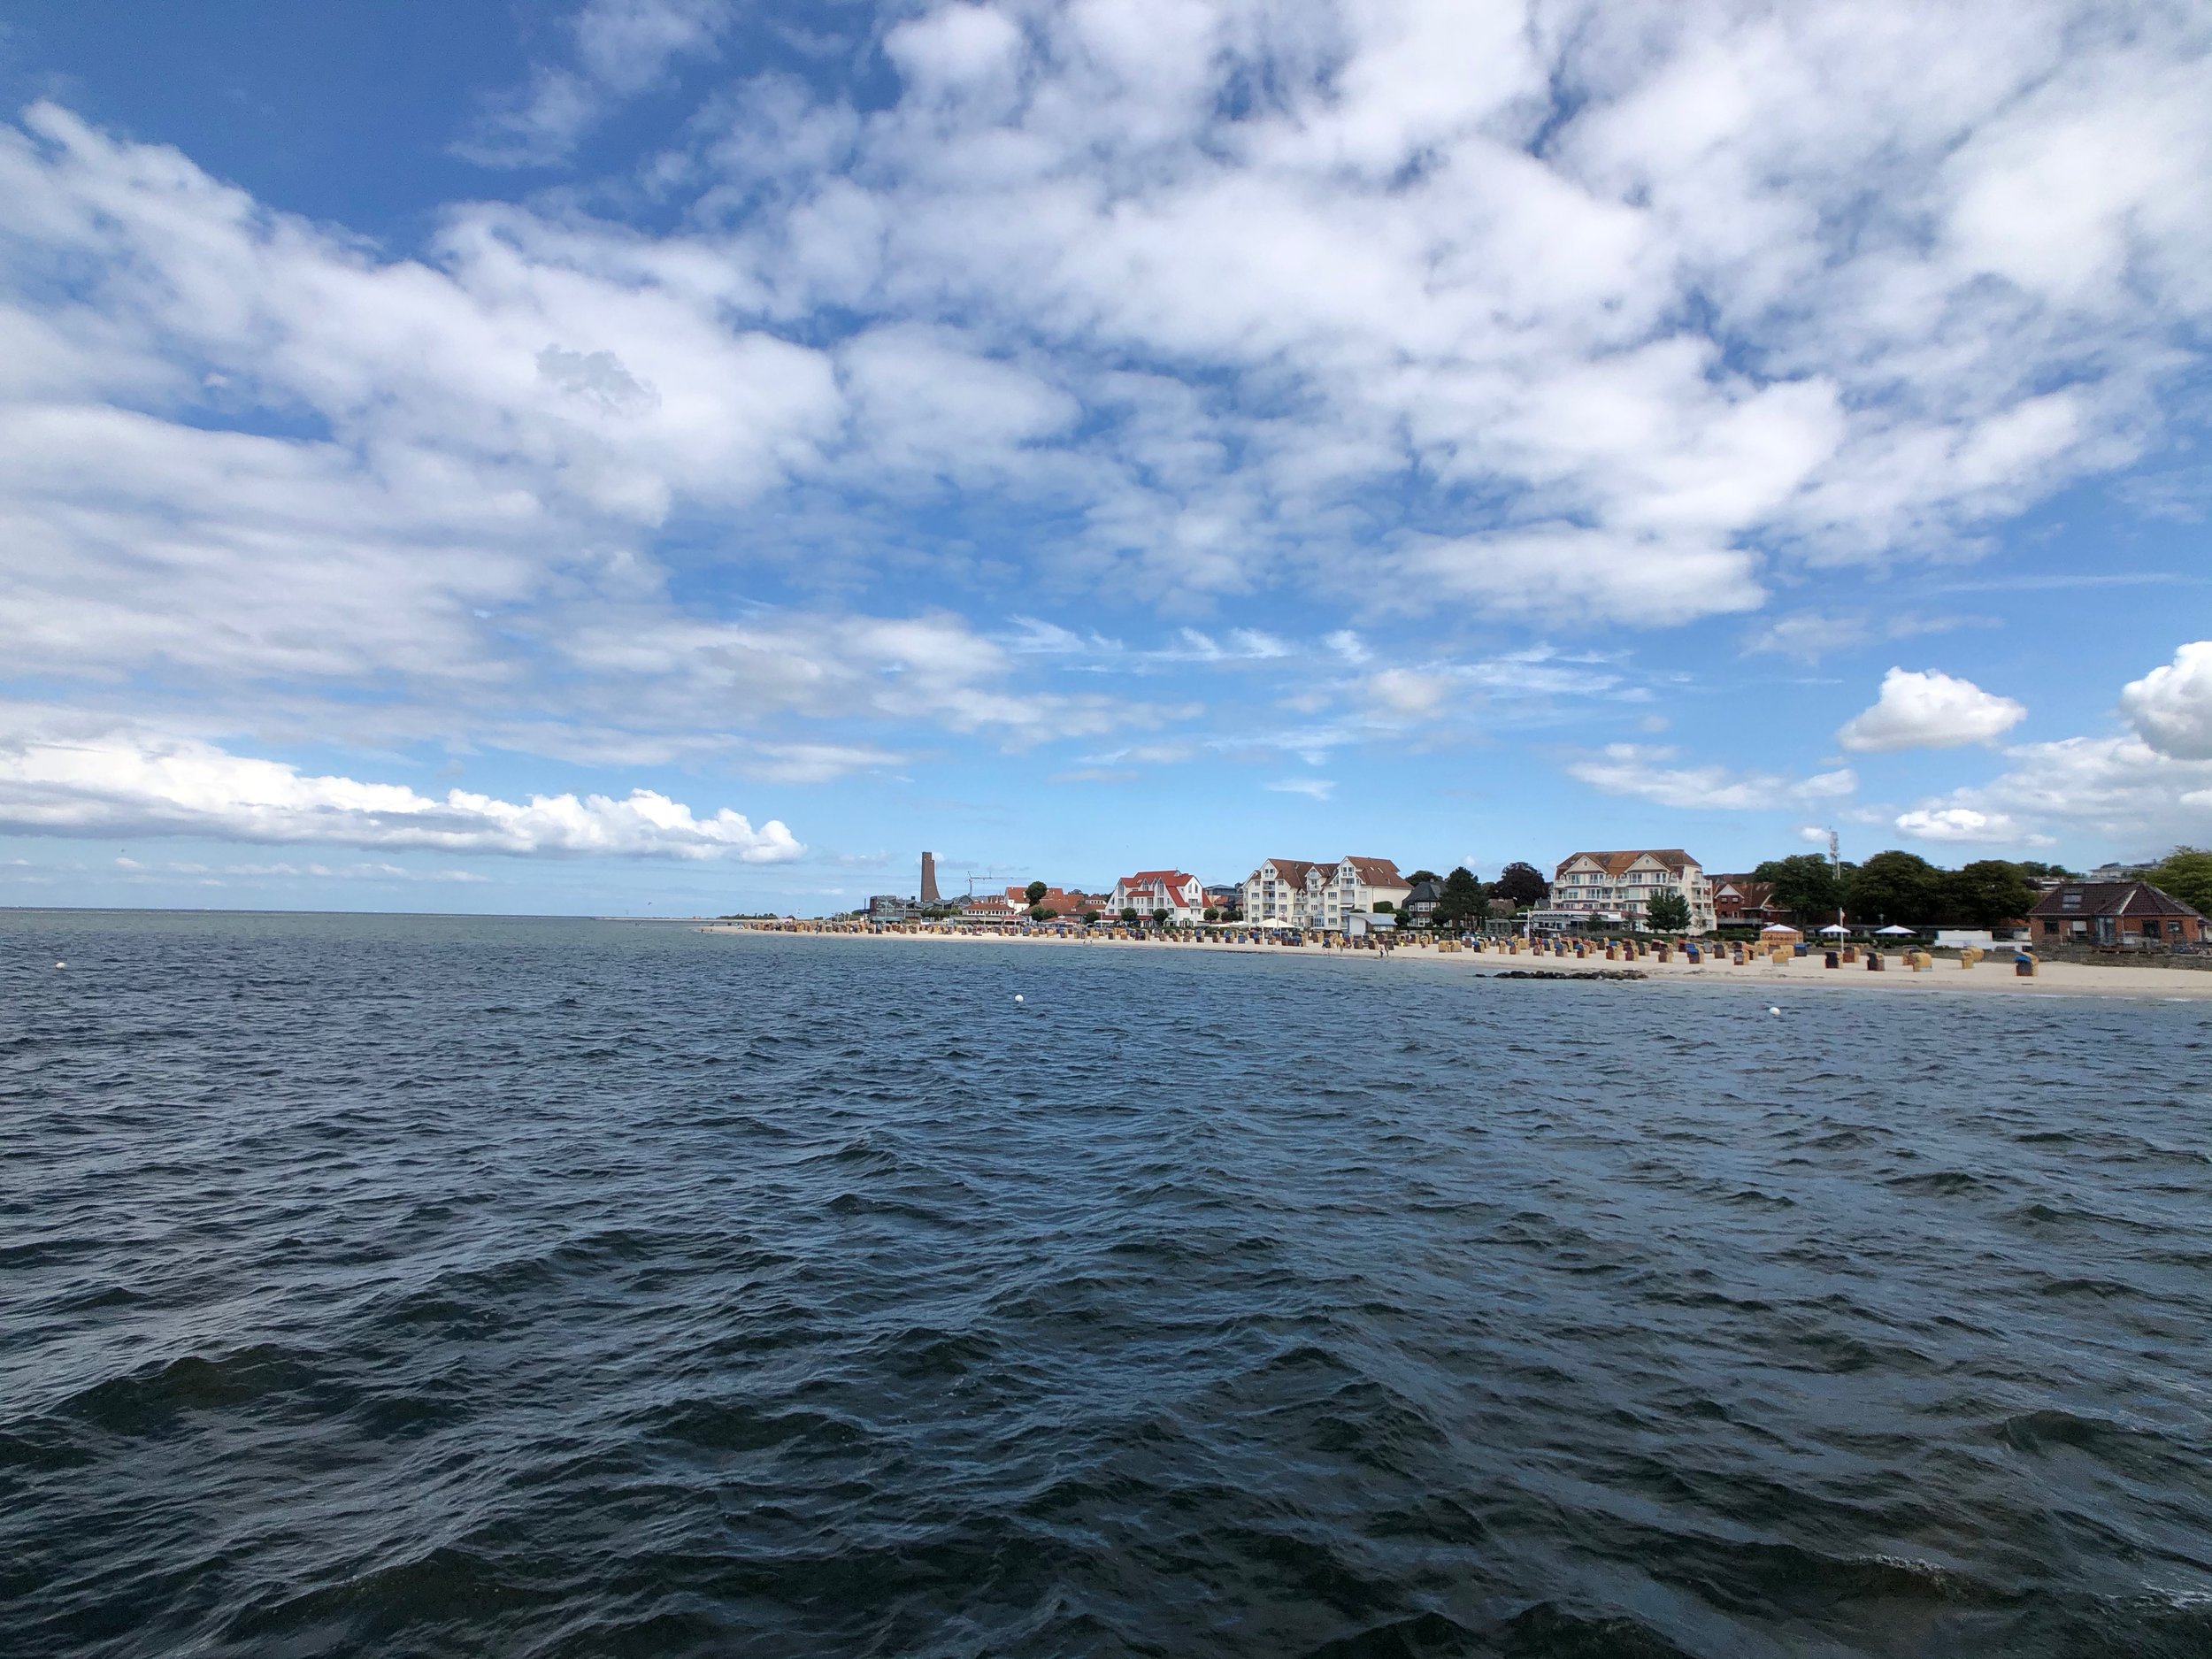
[695, 924, 2212, 1002]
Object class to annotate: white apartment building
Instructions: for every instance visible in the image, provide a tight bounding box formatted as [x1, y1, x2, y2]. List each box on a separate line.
[1109, 869, 1209, 924]
[1240, 856, 1410, 932]
[1551, 849, 1715, 933]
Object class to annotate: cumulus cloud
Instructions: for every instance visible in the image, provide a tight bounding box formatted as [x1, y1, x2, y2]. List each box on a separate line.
[3, 4, 2212, 863]
[1838, 668, 2026, 751]
[2120, 641, 2212, 759]
[1892, 644, 2212, 848]
[1898, 733, 2212, 851]
[0, 726, 803, 861]
[1569, 744, 1856, 811]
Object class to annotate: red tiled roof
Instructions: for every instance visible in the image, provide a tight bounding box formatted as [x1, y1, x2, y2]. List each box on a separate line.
[2028, 881, 2204, 920]
[1341, 856, 1405, 886]
[1121, 869, 1198, 889]
[1555, 849, 1701, 877]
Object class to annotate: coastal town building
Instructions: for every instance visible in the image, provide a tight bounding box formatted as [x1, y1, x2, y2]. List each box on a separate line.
[1003, 886, 1095, 918]
[1326, 857, 1411, 926]
[1550, 849, 1715, 933]
[1238, 856, 1409, 932]
[1709, 876, 1785, 927]
[920, 851, 941, 905]
[1109, 871, 1208, 923]
[959, 895, 1016, 920]
[2028, 881, 2206, 946]
[1402, 878, 1443, 926]
[1243, 859, 1320, 927]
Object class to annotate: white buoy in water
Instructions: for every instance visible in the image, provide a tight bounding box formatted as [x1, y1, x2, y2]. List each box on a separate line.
[1014, 994, 1024, 1002]
[1769, 1006, 1781, 1015]
[55, 962, 67, 969]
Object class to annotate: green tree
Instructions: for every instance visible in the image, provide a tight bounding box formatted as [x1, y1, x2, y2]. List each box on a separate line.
[1082, 910, 1102, 925]
[1436, 866, 1488, 927]
[1941, 861, 2038, 928]
[2147, 847, 2212, 917]
[1025, 880, 1048, 908]
[1151, 909, 1171, 926]
[2013, 860, 2080, 882]
[1202, 907, 1218, 922]
[1494, 861, 1549, 910]
[1751, 853, 1845, 922]
[1847, 849, 1943, 925]
[1031, 906, 1058, 921]
[1404, 869, 1440, 885]
[1119, 907, 1140, 925]
[1645, 891, 1691, 931]
[1372, 900, 1394, 914]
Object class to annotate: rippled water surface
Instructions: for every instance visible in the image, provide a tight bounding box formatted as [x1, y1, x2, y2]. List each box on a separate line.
[4, 910, 2211, 1657]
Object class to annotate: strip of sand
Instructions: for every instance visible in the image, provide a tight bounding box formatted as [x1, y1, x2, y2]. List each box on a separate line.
[697, 924, 2212, 1001]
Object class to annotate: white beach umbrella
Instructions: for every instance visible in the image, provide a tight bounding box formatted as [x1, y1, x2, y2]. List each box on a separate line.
[1875, 925, 1917, 936]
[1816, 924, 1850, 936]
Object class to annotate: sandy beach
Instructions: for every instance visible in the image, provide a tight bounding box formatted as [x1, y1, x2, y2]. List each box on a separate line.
[698, 924, 2212, 1001]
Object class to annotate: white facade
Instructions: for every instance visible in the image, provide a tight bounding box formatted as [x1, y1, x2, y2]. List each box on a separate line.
[1110, 870, 1209, 923]
[1241, 859, 1318, 926]
[1239, 856, 1409, 932]
[1551, 849, 1714, 933]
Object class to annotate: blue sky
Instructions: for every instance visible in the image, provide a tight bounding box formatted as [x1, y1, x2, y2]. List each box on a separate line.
[2, 0, 2209, 916]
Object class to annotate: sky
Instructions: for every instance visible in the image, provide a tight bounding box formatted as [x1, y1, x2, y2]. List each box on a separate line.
[1, 0, 2209, 916]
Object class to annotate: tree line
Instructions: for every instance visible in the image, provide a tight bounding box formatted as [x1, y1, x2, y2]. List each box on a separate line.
[1741, 851, 2157, 929]
[1396, 863, 1551, 929]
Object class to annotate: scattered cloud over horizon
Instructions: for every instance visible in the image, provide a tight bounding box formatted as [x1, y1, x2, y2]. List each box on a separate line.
[3, 2, 2212, 882]
[1893, 647, 2212, 851]
[1568, 744, 1857, 812]
[0, 721, 803, 861]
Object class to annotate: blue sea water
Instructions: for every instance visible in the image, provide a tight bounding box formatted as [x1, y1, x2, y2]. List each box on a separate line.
[3, 909, 2210, 1657]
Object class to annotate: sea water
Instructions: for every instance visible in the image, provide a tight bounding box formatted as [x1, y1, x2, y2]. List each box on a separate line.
[4, 910, 2209, 1656]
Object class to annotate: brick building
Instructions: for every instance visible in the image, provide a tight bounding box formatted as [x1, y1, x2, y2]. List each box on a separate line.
[1709, 876, 1786, 926]
[2028, 881, 2206, 946]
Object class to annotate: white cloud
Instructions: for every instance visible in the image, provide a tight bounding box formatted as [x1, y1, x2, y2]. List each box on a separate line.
[1569, 743, 1857, 811]
[1743, 609, 1985, 662]
[1325, 631, 1371, 664]
[1892, 807, 2042, 845]
[1400, 527, 1763, 628]
[0, 726, 803, 861]
[458, 0, 733, 166]
[1893, 645, 2212, 849]
[1838, 667, 2025, 751]
[1899, 736, 2212, 851]
[3, 4, 2211, 851]
[1264, 777, 1335, 800]
[885, 4, 1025, 92]
[554, 608, 1174, 747]
[2120, 641, 2212, 759]
[1365, 668, 1453, 718]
